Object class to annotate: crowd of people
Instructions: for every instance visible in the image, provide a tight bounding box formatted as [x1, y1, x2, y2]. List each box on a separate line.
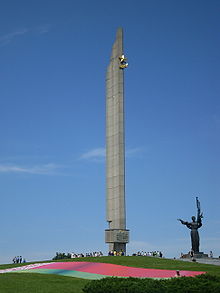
[13, 250, 164, 263]
[56, 250, 163, 259]
[53, 251, 104, 260]
[12, 256, 26, 264]
[132, 251, 163, 257]
[70, 251, 103, 258]
[108, 250, 163, 257]
[108, 250, 125, 256]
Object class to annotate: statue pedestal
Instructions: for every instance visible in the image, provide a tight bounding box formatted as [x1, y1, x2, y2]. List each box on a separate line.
[181, 252, 208, 259]
[193, 252, 209, 258]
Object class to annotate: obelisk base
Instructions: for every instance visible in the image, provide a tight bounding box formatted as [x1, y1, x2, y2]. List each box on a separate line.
[105, 229, 129, 254]
[109, 243, 127, 254]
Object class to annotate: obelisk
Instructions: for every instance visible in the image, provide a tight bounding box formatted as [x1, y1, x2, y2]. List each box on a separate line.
[105, 28, 129, 254]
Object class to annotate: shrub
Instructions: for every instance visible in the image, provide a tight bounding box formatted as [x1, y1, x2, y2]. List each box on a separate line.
[83, 277, 165, 293]
[52, 252, 71, 260]
[82, 274, 220, 293]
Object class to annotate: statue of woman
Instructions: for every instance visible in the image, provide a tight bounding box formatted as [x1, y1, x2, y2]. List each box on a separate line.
[178, 197, 203, 254]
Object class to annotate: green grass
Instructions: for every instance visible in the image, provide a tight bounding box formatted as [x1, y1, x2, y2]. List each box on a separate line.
[0, 256, 220, 293]
[0, 273, 87, 293]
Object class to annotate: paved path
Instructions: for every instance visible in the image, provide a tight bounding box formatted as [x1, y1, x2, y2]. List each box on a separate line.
[178, 258, 220, 266]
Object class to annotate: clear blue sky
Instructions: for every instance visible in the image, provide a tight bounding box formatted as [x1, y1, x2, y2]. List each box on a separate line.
[0, 0, 219, 264]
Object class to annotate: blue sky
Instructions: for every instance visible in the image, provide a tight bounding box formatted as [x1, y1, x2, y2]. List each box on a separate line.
[0, 0, 220, 264]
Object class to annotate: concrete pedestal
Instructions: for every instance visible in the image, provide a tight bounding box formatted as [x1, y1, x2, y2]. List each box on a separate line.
[182, 252, 208, 259]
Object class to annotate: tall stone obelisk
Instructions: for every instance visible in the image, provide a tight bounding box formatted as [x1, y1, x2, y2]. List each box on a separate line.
[105, 28, 129, 254]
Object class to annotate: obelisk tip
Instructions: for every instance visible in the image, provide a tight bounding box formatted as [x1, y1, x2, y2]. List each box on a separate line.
[116, 27, 123, 39]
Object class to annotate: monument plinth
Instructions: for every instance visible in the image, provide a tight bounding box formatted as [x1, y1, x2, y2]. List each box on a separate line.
[105, 28, 129, 254]
[181, 252, 208, 259]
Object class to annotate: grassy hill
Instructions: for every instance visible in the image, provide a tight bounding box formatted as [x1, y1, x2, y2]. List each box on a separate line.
[0, 256, 219, 293]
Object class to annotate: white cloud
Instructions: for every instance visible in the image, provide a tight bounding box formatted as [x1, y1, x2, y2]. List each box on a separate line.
[80, 148, 105, 160]
[36, 24, 52, 34]
[0, 163, 60, 175]
[0, 29, 29, 46]
[80, 147, 143, 161]
[0, 25, 52, 47]
[126, 147, 143, 157]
